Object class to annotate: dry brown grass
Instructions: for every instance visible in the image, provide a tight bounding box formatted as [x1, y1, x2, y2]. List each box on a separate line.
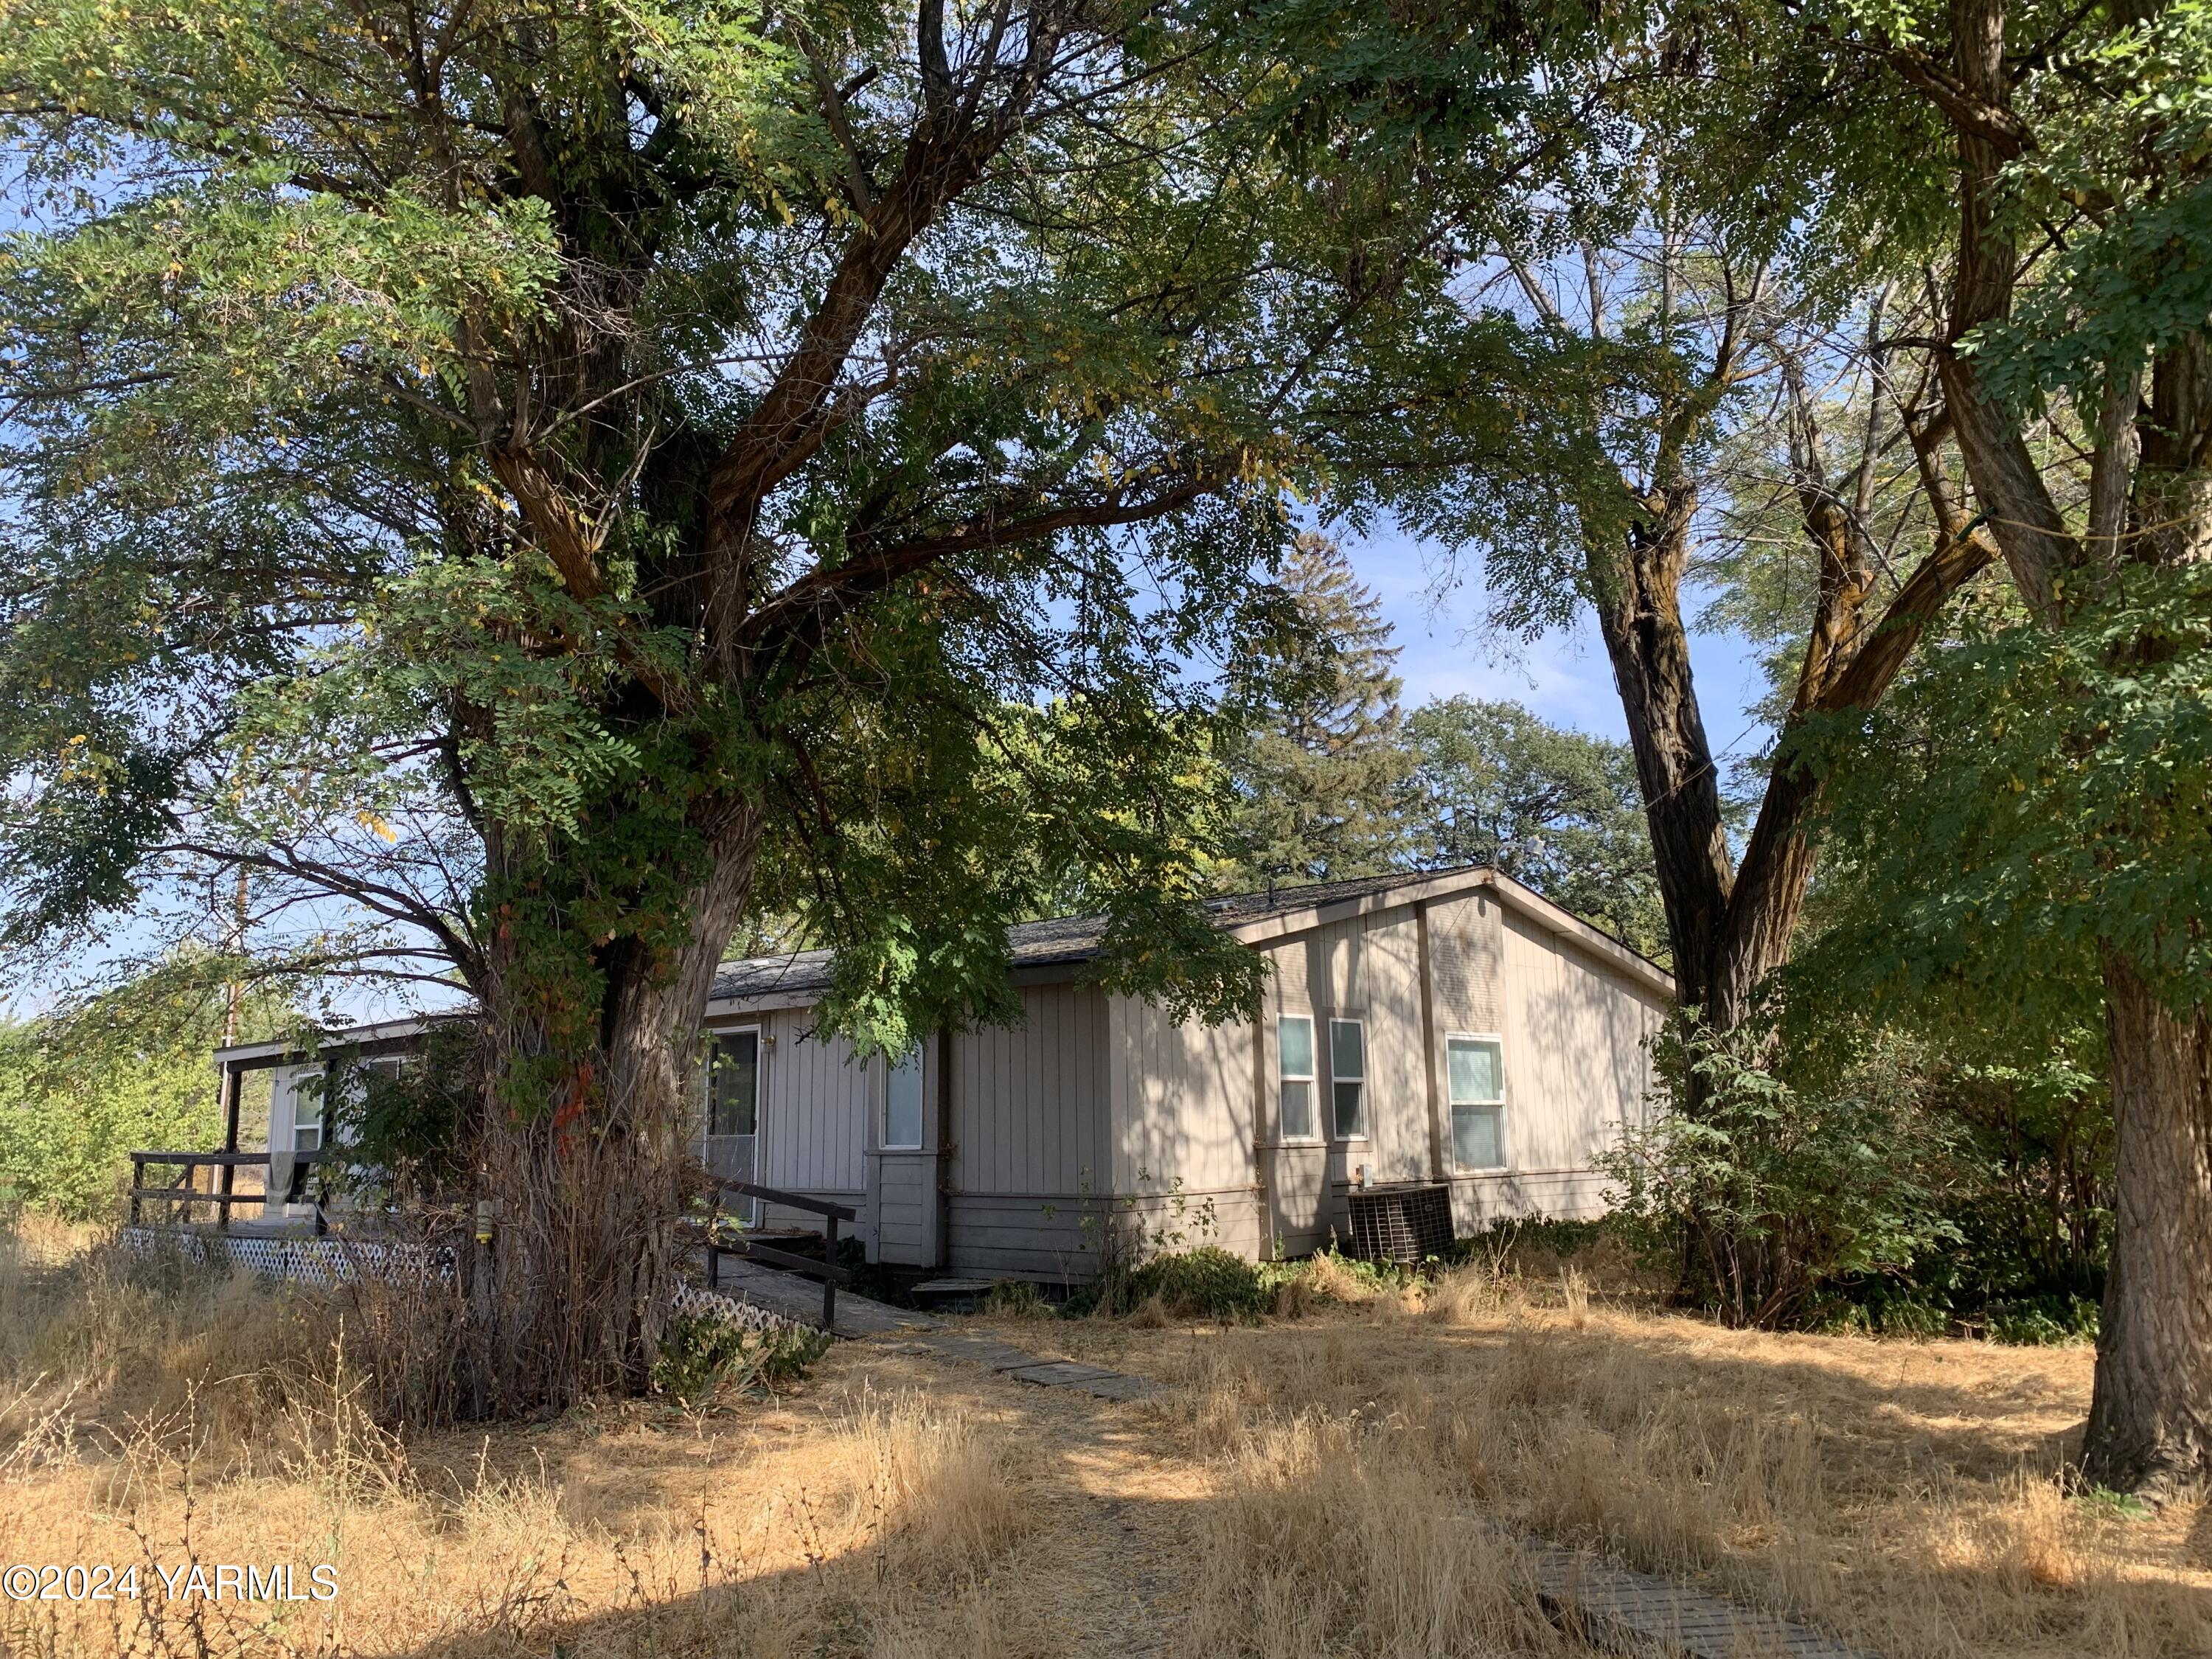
[1193, 1411, 1567, 1658]
[0, 1227, 1194, 1659]
[1054, 1260, 2212, 1659]
[4, 1223, 2207, 1659]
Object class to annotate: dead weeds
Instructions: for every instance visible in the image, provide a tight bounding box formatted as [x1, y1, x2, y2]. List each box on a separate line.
[2, 1226, 2205, 1658]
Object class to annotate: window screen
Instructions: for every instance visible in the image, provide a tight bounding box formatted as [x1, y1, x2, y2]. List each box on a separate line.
[1448, 1037, 1506, 1171]
[293, 1081, 324, 1155]
[1277, 1016, 1315, 1140]
[885, 1049, 925, 1149]
[710, 1033, 759, 1138]
[1329, 1018, 1366, 1139]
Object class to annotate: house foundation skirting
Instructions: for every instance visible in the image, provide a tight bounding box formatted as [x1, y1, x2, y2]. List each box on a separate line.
[117, 1224, 810, 1339]
[116, 1224, 453, 1289]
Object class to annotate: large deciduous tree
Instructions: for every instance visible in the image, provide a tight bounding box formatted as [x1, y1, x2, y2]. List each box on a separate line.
[1817, 0, 2212, 1500]
[0, 0, 1583, 1409]
[1400, 698, 1666, 959]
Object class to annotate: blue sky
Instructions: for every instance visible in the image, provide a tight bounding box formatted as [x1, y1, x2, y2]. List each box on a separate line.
[2, 523, 1778, 1025]
[1346, 522, 1776, 762]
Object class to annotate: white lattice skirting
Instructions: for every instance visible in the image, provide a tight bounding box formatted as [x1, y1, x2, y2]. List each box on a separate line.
[116, 1225, 453, 1288]
[116, 1226, 808, 1336]
[670, 1280, 809, 1336]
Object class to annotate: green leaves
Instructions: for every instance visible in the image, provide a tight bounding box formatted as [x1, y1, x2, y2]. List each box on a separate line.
[1401, 697, 1666, 959]
[1972, 1, 2212, 410]
[1811, 566, 2212, 1029]
[1601, 1014, 1965, 1326]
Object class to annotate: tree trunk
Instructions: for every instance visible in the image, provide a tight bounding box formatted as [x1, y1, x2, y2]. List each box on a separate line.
[2081, 949, 2212, 1500]
[465, 807, 763, 1416]
[2079, 334, 2212, 1494]
[1880, 0, 2212, 1493]
[1586, 493, 1734, 1011]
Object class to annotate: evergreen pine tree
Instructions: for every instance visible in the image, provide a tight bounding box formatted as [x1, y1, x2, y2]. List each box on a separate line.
[1220, 535, 1412, 887]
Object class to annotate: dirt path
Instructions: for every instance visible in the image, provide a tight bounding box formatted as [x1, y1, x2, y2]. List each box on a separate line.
[821, 1327, 1212, 1658]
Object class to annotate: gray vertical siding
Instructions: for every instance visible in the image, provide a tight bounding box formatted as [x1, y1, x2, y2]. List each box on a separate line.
[687, 874, 1669, 1279]
[754, 1010, 867, 1197]
[1351, 904, 1427, 1184]
[698, 1009, 872, 1236]
[949, 984, 1113, 1197]
[938, 984, 1117, 1278]
[869, 1040, 936, 1265]
[1259, 902, 1432, 1253]
[1474, 905, 1667, 1228]
[1259, 931, 1324, 1252]
[1106, 991, 1267, 1261]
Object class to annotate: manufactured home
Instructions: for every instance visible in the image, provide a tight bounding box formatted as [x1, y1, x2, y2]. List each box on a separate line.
[206, 866, 1672, 1278]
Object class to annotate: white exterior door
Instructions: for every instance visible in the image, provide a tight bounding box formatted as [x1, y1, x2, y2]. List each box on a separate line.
[706, 1032, 761, 1221]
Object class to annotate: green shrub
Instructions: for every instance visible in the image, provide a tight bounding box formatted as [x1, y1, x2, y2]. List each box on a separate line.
[1986, 1294, 2100, 1346]
[0, 963, 300, 1222]
[651, 1312, 828, 1402]
[1600, 1018, 1963, 1329]
[1445, 1215, 1612, 1272]
[984, 1278, 1048, 1317]
[1873, 1295, 1951, 1339]
[1113, 1245, 1268, 1321]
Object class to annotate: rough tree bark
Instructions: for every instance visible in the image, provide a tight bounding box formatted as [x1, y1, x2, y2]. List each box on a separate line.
[1584, 340, 1996, 1043]
[2079, 341, 2212, 1499]
[434, 2, 1122, 1413]
[465, 812, 762, 1411]
[2083, 951, 2212, 1498]
[1588, 487, 1735, 1010]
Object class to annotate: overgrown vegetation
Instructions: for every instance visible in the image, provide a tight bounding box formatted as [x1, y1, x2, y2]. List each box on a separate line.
[650, 1312, 829, 1405]
[0, 965, 295, 1220]
[1107, 1245, 1273, 1322]
[1601, 1013, 2112, 1340]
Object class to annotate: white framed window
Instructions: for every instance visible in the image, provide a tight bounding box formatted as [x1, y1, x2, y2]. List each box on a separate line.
[884, 1048, 925, 1150]
[1447, 1035, 1507, 1171]
[1276, 1015, 1317, 1141]
[292, 1079, 324, 1155]
[1329, 1018, 1367, 1141]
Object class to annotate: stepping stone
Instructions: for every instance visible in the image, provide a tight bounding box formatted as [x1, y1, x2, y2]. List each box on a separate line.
[1001, 1361, 1120, 1385]
[1000, 1361, 1157, 1400]
[891, 1328, 1158, 1401]
[911, 1332, 1040, 1368]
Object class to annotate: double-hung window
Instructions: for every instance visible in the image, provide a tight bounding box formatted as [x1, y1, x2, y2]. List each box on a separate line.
[1329, 1018, 1368, 1140]
[884, 1049, 925, 1150]
[292, 1081, 324, 1155]
[1448, 1037, 1507, 1171]
[1276, 1016, 1317, 1141]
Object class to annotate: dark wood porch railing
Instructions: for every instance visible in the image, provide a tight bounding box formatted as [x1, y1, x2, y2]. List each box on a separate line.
[128, 1150, 332, 1233]
[703, 1179, 856, 1329]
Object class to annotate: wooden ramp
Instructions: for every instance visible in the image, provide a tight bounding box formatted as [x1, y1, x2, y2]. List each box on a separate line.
[1514, 1539, 1873, 1659]
[709, 1258, 936, 1338]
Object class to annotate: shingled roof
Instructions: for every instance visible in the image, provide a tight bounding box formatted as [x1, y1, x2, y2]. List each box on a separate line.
[706, 865, 1668, 1008]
